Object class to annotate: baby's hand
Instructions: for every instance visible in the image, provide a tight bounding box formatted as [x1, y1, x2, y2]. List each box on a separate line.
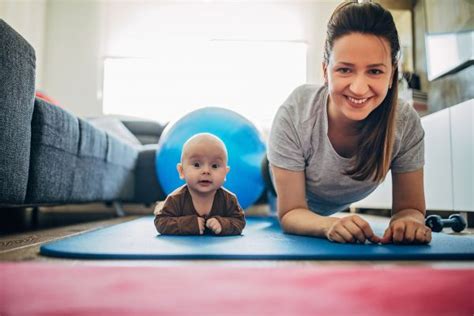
[197, 217, 206, 235]
[206, 218, 222, 235]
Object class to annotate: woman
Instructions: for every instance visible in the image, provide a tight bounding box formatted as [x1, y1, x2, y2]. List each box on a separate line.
[268, 1, 431, 244]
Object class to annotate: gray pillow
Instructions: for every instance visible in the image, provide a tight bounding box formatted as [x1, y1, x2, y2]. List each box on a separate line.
[88, 116, 142, 147]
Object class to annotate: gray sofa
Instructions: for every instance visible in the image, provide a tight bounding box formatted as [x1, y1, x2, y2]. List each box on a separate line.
[0, 19, 165, 209]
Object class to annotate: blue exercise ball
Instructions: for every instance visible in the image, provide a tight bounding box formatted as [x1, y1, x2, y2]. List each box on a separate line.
[155, 107, 266, 209]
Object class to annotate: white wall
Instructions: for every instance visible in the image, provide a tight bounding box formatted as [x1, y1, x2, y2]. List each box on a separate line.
[2, 0, 339, 117]
[42, 0, 103, 117]
[0, 0, 46, 89]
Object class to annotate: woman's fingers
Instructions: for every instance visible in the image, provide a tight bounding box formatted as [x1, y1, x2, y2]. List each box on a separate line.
[328, 216, 434, 245]
[415, 226, 426, 243]
[336, 225, 355, 243]
[391, 221, 406, 243]
[414, 226, 432, 244]
[332, 230, 352, 243]
[343, 220, 366, 243]
[402, 222, 416, 244]
[351, 216, 380, 243]
[381, 227, 392, 244]
[425, 228, 432, 243]
[382, 220, 432, 244]
[327, 222, 354, 243]
[328, 215, 382, 244]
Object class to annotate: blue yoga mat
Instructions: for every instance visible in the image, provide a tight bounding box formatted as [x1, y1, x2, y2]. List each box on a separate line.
[40, 216, 474, 260]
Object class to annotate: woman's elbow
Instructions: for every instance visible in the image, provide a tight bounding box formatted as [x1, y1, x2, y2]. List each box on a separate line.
[277, 208, 294, 233]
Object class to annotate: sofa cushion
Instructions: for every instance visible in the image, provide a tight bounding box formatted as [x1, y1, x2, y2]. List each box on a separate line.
[69, 119, 108, 202]
[103, 135, 138, 201]
[0, 20, 36, 205]
[88, 117, 141, 148]
[26, 98, 80, 204]
[26, 99, 140, 204]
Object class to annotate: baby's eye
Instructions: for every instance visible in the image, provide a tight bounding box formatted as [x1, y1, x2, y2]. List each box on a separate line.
[193, 162, 200, 168]
[211, 163, 219, 169]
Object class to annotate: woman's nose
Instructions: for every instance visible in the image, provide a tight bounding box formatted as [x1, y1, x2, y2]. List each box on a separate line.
[350, 75, 369, 95]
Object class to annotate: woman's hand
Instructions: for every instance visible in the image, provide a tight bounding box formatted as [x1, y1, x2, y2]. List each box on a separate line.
[389, 171, 430, 244]
[326, 214, 381, 244]
[381, 214, 432, 244]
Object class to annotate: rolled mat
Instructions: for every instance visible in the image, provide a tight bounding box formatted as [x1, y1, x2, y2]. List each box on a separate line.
[1, 263, 473, 316]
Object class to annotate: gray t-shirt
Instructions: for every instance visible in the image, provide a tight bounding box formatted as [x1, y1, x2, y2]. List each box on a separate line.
[267, 84, 424, 215]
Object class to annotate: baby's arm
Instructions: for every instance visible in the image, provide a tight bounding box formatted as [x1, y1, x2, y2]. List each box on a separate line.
[154, 198, 201, 235]
[211, 195, 246, 235]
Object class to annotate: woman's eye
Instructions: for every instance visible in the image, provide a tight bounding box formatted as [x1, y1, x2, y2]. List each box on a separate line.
[369, 69, 383, 75]
[336, 67, 351, 74]
[193, 162, 200, 168]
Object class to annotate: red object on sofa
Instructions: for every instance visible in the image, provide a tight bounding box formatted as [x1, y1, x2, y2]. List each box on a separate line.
[1, 263, 473, 316]
[35, 91, 59, 106]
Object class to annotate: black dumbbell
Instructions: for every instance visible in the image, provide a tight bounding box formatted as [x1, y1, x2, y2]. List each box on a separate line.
[425, 214, 467, 233]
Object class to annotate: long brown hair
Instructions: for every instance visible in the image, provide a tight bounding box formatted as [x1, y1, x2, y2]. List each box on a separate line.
[324, 1, 400, 182]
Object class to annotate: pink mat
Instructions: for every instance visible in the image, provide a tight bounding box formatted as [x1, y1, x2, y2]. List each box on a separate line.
[1, 263, 473, 316]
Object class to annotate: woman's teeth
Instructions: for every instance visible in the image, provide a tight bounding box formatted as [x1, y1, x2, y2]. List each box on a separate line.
[347, 96, 368, 104]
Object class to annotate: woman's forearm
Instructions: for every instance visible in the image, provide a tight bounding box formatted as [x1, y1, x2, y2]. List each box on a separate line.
[279, 208, 338, 237]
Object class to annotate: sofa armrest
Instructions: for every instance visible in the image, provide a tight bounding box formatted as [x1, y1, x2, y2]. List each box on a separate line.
[0, 20, 36, 205]
[134, 144, 166, 204]
[122, 120, 166, 145]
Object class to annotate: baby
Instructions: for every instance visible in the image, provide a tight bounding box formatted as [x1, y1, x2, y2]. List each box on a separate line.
[154, 133, 246, 235]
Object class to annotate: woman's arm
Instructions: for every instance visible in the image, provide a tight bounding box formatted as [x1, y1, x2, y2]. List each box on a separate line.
[272, 164, 381, 243]
[384, 168, 431, 244]
[272, 164, 335, 237]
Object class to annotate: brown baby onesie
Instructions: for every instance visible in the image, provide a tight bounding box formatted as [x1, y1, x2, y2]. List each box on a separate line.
[154, 185, 246, 235]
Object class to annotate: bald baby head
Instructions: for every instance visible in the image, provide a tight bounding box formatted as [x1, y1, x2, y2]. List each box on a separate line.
[180, 133, 228, 164]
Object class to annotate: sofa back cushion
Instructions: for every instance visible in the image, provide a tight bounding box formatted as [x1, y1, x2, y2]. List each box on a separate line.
[27, 99, 139, 204]
[0, 20, 36, 205]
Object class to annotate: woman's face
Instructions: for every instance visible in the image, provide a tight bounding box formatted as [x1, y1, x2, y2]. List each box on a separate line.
[324, 33, 394, 123]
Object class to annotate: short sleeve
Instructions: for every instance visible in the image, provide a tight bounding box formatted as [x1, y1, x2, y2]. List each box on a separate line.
[391, 104, 425, 173]
[267, 106, 305, 171]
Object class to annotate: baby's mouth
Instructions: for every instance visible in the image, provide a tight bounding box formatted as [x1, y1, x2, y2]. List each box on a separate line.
[199, 180, 212, 184]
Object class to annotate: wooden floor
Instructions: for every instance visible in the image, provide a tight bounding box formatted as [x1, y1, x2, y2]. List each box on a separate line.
[1, 205, 473, 268]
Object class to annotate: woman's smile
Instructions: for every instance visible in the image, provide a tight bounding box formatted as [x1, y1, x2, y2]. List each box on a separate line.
[345, 95, 371, 108]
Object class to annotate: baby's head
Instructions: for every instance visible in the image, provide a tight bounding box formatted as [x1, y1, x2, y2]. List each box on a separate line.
[177, 133, 230, 194]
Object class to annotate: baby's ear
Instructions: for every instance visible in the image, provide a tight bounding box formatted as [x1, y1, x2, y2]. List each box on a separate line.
[224, 166, 230, 181]
[177, 163, 185, 179]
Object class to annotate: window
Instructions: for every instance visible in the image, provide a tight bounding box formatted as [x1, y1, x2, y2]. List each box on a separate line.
[102, 40, 306, 132]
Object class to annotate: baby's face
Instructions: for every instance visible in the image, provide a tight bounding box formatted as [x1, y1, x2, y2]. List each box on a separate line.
[178, 138, 229, 196]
